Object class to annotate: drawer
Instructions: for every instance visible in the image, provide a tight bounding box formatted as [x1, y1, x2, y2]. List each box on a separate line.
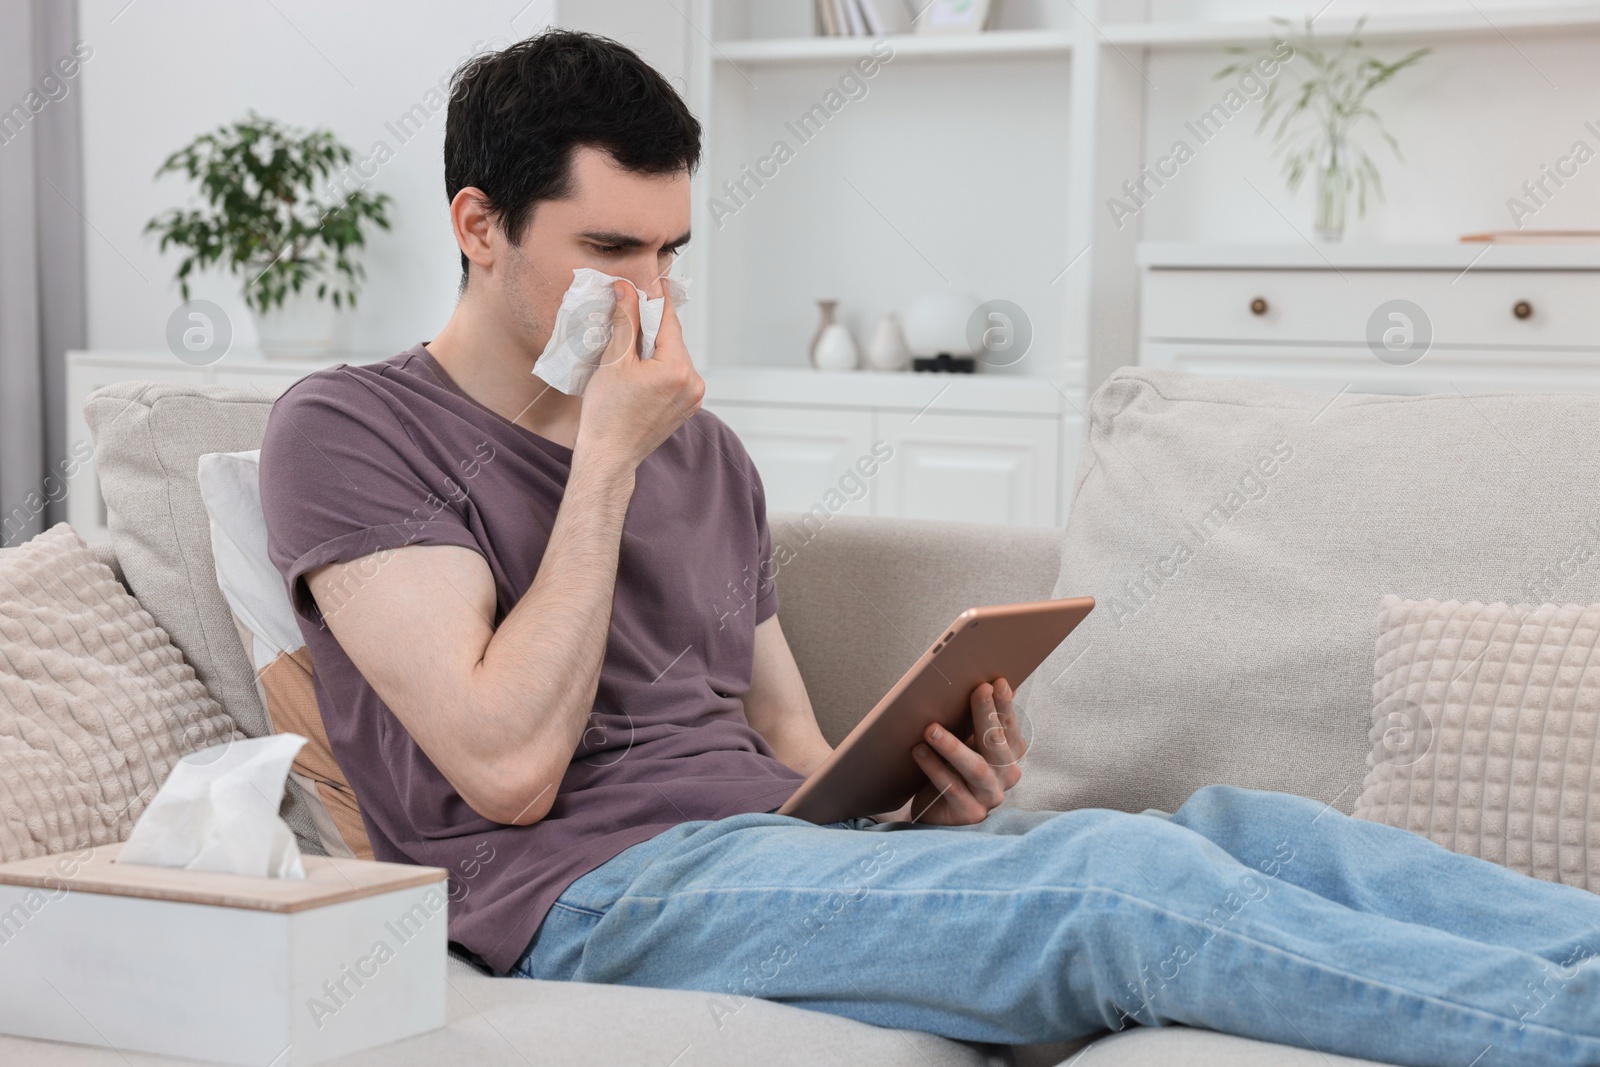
[1143, 268, 1600, 349]
[1142, 341, 1600, 396]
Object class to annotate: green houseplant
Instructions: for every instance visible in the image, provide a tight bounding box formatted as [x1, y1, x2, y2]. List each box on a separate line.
[145, 111, 393, 357]
[1217, 16, 1429, 241]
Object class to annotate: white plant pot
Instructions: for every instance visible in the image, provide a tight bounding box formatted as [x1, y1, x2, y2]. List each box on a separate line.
[252, 288, 338, 360]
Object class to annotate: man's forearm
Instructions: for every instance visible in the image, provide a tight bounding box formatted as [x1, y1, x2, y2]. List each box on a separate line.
[466, 447, 636, 821]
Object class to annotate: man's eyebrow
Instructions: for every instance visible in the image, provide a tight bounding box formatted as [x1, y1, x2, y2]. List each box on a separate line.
[579, 229, 692, 250]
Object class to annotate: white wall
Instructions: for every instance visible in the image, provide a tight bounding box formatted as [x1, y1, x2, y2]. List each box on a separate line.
[76, 0, 557, 357]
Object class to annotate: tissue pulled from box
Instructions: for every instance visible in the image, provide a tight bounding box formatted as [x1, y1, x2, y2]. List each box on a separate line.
[119, 733, 309, 879]
[533, 267, 690, 396]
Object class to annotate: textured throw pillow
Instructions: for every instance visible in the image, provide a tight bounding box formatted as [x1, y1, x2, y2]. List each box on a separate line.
[1353, 596, 1600, 890]
[1009, 368, 1600, 818]
[84, 381, 326, 855]
[0, 523, 242, 862]
[197, 449, 372, 860]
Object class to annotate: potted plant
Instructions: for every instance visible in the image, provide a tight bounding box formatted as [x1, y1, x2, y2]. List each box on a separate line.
[1217, 17, 1429, 241]
[145, 110, 393, 358]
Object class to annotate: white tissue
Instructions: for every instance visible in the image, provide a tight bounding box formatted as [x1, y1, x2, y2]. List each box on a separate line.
[119, 734, 309, 879]
[533, 268, 691, 396]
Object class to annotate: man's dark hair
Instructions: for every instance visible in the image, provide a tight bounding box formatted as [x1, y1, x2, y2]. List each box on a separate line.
[444, 29, 702, 289]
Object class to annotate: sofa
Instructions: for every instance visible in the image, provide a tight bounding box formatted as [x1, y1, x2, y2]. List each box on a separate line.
[10, 367, 1600, 1066]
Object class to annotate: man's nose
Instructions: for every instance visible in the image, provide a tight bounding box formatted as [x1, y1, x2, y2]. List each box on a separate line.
[618, 260, 663, 299]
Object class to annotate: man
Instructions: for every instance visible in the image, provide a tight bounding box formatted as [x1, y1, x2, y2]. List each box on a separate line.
[260, 30, 1600, 1065]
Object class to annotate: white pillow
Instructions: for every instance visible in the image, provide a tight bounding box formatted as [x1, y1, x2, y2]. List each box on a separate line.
[197, 450, 370, 859]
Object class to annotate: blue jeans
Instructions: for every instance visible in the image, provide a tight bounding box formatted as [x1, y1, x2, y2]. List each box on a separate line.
[512, 784, 1600, 1065]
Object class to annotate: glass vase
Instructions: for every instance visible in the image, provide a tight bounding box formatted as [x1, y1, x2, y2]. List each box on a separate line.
[1314, 139, 1348, 243]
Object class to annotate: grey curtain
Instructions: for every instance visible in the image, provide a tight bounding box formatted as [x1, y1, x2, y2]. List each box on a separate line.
[0, 0, 87, 547]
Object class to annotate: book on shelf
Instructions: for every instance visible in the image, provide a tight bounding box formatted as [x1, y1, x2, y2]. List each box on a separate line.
[816, 0, 913, 36]
[816, 0, 836, 35]
[1460, 230, 1600, 243]
[843, 0, 867, 36]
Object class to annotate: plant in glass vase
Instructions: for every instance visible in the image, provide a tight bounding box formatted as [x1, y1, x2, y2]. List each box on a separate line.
[1217, 17, 1428, 241]
[145, 110, 393, 357]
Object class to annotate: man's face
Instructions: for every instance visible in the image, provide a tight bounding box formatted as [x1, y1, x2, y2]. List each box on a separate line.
[498, 144, 691, 359]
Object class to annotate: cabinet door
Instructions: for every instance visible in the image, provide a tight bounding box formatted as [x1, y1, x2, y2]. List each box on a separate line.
[706, 403, 878, 519]
[875, 412, 1059, 527]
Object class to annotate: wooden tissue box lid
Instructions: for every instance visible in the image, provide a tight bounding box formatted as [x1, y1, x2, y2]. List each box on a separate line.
[0, 842, 445, 913]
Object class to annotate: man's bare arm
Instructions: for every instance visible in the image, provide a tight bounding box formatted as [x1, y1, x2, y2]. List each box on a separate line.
[744, 614, 834, 776]
[306, 281, 704, 826]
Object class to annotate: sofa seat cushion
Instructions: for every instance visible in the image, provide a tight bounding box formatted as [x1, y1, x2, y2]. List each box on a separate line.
[1076, 1026, 1398, 1065]
[1012, 368, 1600, 818]
[0, 956, 995, 1067]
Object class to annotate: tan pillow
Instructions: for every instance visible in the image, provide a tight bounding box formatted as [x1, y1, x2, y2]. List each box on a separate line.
[1353, 596, 1600, 889]
[0, 523, 242, 862]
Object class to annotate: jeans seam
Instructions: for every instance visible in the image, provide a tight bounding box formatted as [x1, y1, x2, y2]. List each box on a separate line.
[611, 883, 1598, 1044]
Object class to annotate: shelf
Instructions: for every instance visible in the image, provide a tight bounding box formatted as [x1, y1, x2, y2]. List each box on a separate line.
[1139, 242, 1600, 272]
[702, 366, 1072, 416]
[1100, 4, 1600, 48]
[711, 28, 1073, 65]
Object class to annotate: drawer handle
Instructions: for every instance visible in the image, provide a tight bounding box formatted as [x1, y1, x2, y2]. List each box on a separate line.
[1250, 297, 1269, 316]
[1513, 301, 1533, 320]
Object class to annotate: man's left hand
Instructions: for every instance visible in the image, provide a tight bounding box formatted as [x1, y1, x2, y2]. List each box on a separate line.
[902, 677, 1025, 826]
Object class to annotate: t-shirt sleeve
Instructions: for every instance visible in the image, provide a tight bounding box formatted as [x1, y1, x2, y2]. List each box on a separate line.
[258, 372, 483, 625]
[744, 437, 780, 626]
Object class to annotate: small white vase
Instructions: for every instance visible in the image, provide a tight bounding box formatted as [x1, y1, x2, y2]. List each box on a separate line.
[252, 287, 338, 360]
[864, 311, 909, 371]
[813, 321, 860, 371]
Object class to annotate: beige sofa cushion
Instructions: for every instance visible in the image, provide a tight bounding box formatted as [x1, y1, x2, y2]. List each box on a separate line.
[83, 382, 325, 854]
[0, 523, 241, 862]
[1354, 596, 1600, 889]
[1011, 368, 1600, 818]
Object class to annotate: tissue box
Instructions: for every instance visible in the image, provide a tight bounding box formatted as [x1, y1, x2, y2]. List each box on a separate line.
[0, 843, 448, 1066]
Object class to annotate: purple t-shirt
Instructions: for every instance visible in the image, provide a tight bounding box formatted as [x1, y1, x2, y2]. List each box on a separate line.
[259, 344, 805, 974]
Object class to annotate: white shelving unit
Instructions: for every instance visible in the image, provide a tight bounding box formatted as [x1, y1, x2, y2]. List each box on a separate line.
[1101, 3, 1600, 46]
[675, 1, 1600, 526]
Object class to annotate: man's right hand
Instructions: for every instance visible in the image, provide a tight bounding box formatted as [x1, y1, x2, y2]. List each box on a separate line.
[577, 278, 704, 471]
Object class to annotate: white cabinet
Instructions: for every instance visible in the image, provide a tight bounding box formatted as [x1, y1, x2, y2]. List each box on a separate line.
[1138, 244, 1600, 396]
[875, 411, 1059, 527]
[704, 368, 1076, 528]
[708, 404, 877, 518]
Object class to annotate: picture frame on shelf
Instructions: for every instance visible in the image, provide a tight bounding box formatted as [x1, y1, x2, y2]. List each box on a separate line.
[913, 0, 995, 35]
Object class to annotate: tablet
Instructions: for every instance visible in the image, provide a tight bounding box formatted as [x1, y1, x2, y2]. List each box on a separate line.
[776, 596, 1095, 825]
